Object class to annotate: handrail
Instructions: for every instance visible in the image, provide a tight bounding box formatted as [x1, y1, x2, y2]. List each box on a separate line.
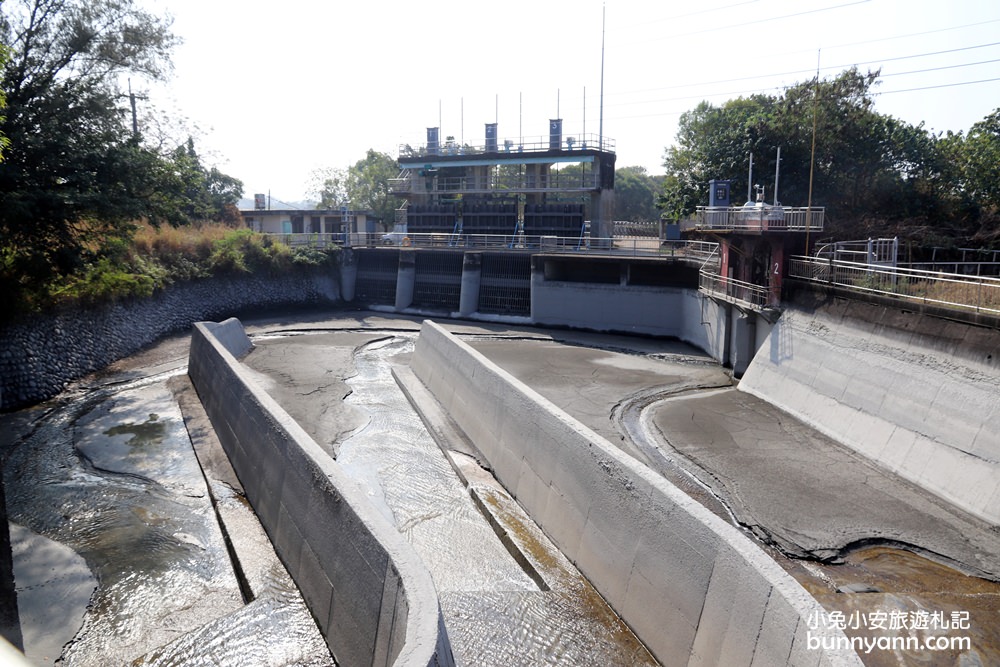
[690, 206, 825, 232]
[698, 270, 772, 309]
[257, 231, 720, 263]
[351, 232, 718, 259]
[788, 255, 1000, 315]
[390, 172, 601, 194]
[398, 133, 616, 158]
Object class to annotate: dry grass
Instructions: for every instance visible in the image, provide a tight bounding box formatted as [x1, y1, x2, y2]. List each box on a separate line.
[131, 221, 234, 259]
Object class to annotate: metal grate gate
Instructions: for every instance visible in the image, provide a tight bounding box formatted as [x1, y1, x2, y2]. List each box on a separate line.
[478, 253, 532, 316]
[354, 249, 399, 305]
[412, 252, 464, 310]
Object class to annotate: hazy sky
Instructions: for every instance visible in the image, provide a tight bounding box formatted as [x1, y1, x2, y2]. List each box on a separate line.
[143, 0, 1000, 204]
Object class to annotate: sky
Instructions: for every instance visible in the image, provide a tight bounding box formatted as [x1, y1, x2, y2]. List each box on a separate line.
[141, 0, 1000, 205]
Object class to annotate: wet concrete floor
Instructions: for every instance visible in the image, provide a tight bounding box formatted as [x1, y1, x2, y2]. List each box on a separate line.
[469, 334, 1000, 667]
[244, 329, 658, 665]
[1, 327, 333, 666]
[4, 308, 999, 665]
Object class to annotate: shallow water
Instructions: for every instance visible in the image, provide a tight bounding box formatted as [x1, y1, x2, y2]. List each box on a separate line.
[3, 369, 331, 666]
[280, 331, 658, 665]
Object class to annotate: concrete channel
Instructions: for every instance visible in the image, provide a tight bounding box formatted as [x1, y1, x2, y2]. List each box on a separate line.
[4, 306, 999, 665]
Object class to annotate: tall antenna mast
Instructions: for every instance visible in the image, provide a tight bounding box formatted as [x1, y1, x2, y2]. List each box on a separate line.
[774, 146, 781, 205]
[599, 3, 606, 151]
[806, 50, 820, 254]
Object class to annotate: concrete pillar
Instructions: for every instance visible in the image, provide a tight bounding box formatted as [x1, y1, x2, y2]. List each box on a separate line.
[719, 238, 732, 282]
[730, 308, 756, 378]
[395, 249, 416, 310]
[590, 189, 616, 241]
[530, 255, 544, 322]
[339, 248, 357, 302]
[768, 237, 785, 306]
[459, 252, 482, 317]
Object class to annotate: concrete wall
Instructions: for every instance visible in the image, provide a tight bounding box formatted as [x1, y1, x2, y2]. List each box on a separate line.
[739, 294, 1000, 525]
[410, 320, 861, 667]
[188, 319, 453, 667]
[0, 270, 339, 411]
[530, 278, 732, 363]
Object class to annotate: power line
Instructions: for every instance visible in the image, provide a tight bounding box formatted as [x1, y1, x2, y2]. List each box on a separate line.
[879, 59, 1000, 79]
[596, 72, 1000, 123]
[803, 17, 1000, 54]
[594, 53, 998, 112]
[878, 76, 1000, 96]
[612, 0, 761, 29]
[606, 41, 1000, 102]
[616, 0, 870, 44]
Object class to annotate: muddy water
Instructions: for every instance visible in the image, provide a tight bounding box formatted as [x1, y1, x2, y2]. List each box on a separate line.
[790, 547, 1000, 667]
[3, 375, 242, 665]
[625, 387, 1000, 667]
[2, 367, 332, 666]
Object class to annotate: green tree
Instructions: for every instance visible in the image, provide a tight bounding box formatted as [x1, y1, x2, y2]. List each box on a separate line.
[309, 166, 348, 209]
[346, 149, 398, 230]
[0, 42, 8, 161]
[614, 166, 661, 222]
[960, 109, 1000, 213]
[658, 68, 949, 239]
[161, 137, 243, 224]
[0, 0, 178, 290]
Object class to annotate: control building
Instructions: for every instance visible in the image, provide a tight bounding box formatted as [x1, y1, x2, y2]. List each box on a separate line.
[390, 121, 617, 240]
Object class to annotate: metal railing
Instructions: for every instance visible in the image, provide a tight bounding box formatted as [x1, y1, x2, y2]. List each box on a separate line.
[398, 133, 616, 159]
[257, 232, 720, 266]
[698, 271, 771, 308]
[788, 255, 1000, 315]
[342, 232, 717, 259]
[390, 172, 601, 195]
[688, 206, 825, 232]
[268, 233, 346, 247]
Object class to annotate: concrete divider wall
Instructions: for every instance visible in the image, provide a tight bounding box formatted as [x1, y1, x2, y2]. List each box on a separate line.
[188, 319, 453, 667]
[530, 279, 730, 364]
[410, 320, 861, 667]
[739, 296, 1000, 525]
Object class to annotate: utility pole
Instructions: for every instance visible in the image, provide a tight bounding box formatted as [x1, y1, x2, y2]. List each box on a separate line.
[599, 3, 606, 151]
[806, 50, 820, 255]
[127, 79, 146, 140]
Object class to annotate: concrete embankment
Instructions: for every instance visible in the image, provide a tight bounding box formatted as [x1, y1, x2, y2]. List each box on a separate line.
[739, 293, 1000, 525]
[409, 320, 862, 667]
[187, 318, 453, 667]
[0, 270, 339, 411]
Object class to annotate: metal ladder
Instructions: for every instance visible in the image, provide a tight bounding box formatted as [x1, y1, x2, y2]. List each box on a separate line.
[449, 216, 464, 247]
[577, 221, 591, 251]
[508, 218, 526, 249]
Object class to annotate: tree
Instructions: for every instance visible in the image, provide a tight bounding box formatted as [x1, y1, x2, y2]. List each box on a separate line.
[346, 149, 399, 230]
[657, 68, 951, 239]
[0, 0, 179, 287]
[0, 42, 8, 162]
[614, 166, 661, 222]
[159, 137, 242, 225]
[960, 109, 1000, 213]
[310, 152, 398, 228]
[309, 166, 348, 209]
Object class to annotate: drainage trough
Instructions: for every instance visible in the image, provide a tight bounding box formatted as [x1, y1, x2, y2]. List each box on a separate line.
[188, 318, 454, 667]
[409, 319, 862, 667]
